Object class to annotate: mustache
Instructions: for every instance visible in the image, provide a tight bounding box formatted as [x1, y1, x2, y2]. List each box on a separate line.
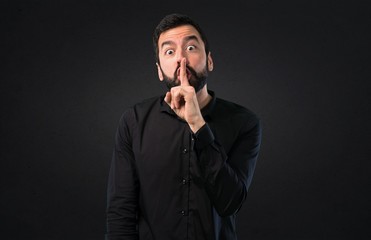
[173, 64, 198, 78]
[162, 63, 208, 92]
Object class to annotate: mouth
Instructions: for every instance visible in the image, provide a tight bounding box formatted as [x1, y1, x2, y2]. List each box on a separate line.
[176, 68, 192, 80]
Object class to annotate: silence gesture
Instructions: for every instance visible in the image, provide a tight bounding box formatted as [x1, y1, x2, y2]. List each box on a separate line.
[164, 58, 206, 133]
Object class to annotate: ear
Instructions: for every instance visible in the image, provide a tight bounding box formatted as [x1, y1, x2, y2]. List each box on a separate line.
[207, 52, 214, 72]
[156, 62, 164, 81]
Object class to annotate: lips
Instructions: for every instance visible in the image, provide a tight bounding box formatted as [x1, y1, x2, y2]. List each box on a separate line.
[176, 68, 192, 80]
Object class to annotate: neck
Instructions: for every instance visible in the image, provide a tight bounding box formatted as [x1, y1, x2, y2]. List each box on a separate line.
[196, 85, 211, 109]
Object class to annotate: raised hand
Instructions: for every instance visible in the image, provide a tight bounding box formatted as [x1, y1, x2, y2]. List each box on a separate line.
[164, 58, 206, 133]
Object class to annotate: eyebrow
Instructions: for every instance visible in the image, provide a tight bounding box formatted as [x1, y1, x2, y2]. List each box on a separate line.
[160, 35, 200, 49]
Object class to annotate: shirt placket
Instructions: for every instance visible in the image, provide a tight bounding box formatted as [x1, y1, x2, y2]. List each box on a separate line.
[180, 124, 192, 238]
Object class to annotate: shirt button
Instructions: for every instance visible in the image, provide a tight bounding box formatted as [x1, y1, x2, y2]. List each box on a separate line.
[181, 210, 185, 215]
[182, 148, 188, 154]
[182, 179, 187, 185]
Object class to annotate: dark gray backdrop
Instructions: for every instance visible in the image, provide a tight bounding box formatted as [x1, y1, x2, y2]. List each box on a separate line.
[2, 0, 370, 239]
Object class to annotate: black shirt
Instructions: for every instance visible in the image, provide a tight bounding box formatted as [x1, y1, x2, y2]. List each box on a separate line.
[106, 91, 262, 240]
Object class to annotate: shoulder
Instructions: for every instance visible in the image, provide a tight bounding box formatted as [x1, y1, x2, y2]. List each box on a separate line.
[213, 97, 260, 129]
[133, 96, 161, 111]
[120, 96, 161, 125]
[124, 96, 161, 115]
[208, 96, 261, 151]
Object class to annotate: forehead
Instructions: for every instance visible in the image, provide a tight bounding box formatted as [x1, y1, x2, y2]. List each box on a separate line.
[158, 25, 203, 47]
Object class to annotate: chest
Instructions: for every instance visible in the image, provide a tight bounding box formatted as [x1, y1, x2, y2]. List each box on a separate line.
[132, 113, 194, 179]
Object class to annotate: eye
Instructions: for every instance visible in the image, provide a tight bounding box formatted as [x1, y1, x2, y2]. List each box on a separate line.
[187, 45, 196, 51]
[165, 49, 174, 55]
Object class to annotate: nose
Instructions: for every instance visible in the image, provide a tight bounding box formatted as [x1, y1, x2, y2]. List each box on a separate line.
[176, 49, 188, 65]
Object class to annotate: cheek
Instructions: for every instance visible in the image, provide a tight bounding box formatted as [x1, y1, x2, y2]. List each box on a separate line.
[192, 55, 207, 70]
[161, 62, 177, 76]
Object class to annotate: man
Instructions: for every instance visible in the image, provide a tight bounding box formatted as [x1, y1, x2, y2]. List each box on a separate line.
[106, 13, 262, 240]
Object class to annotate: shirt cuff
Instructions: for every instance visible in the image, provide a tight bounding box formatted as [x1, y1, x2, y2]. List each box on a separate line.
[194, 123, 215, 150]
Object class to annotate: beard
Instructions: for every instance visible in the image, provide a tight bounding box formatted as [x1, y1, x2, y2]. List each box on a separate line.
[160, 64, 208, 93]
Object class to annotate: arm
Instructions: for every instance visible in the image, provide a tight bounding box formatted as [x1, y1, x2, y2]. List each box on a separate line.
[194, 120, 262, 217]
[164, 57, 262, 217]
[106, 110, 139, 240]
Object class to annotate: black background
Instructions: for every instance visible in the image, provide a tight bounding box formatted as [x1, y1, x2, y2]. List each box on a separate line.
[2, 0, 370, 239]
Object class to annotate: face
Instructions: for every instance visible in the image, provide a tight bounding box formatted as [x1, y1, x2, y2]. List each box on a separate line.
[156, 25, 213, 92]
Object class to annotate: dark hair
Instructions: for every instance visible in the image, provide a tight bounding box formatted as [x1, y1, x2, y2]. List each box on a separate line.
[153, 13, 210, 64]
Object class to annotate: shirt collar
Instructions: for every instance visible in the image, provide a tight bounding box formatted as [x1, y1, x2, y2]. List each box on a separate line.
[160, 90, 216, 120]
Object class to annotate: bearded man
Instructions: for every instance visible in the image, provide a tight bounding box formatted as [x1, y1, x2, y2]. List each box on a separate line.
[106, 13, 262, 240]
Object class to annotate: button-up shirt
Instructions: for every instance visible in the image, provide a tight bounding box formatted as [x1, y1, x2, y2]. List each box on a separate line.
[106, 91, 262, 240]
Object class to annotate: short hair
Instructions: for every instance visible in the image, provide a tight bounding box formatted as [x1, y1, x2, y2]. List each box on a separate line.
[153, 13, 210, 64]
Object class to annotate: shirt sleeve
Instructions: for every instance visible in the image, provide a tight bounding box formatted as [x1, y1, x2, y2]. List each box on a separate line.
[106, 109, 139, 240]
[194, 118, 262, 217]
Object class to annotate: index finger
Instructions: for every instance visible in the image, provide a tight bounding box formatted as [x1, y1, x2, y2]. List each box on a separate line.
[180, 58, 190, 86]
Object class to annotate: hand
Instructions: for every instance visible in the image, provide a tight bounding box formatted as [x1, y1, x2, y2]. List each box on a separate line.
[164, 58, 206, 133]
